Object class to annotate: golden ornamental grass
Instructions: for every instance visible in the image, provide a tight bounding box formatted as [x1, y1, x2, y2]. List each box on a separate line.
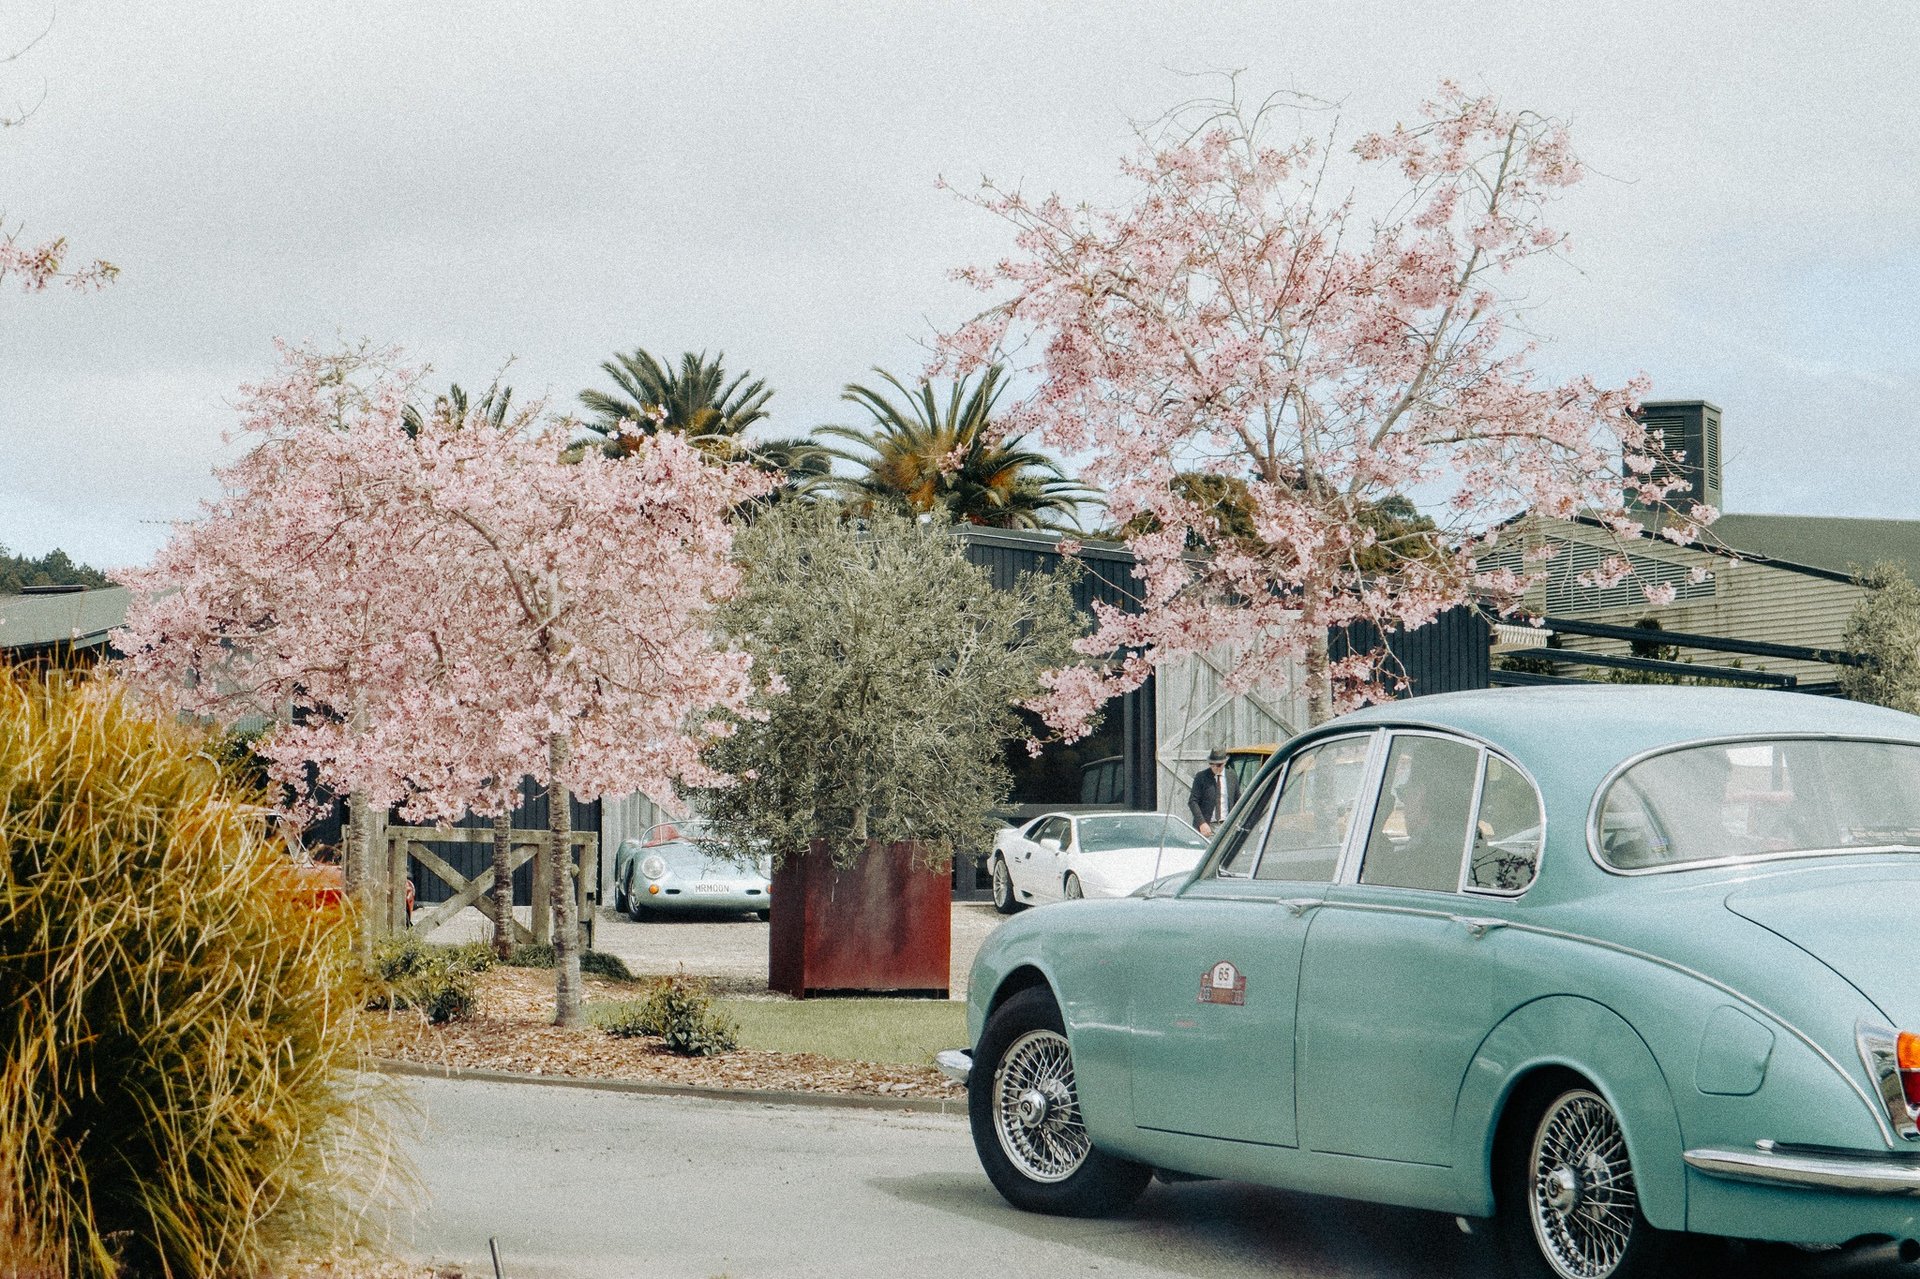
[0, 677, 399, 1279]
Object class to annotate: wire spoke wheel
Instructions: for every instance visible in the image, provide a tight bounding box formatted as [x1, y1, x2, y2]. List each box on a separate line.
[993, 858, 1016, 912]
[992, 1029, 1092, 1183]
[1527, 1089, 1638, 1279]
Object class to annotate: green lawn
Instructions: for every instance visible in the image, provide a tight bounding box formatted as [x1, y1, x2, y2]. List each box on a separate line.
[716, 997, 967, 1065]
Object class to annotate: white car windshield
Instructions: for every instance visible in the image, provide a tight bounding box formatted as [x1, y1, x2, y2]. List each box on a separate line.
[1077, 814, 1208, 853]
[1597, 737, 1920, 871]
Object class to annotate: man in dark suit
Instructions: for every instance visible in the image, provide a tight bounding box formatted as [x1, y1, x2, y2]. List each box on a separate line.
[1188, 748, 1240, 838]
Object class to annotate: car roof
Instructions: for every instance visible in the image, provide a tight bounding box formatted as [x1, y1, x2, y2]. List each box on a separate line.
[1324, 686, 1920, 765]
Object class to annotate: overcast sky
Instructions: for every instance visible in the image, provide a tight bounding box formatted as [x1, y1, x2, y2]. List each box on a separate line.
[3, 2, 1916, 569]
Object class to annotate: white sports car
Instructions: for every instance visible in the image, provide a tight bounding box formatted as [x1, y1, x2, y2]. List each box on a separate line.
[989, 810, 1210, 913]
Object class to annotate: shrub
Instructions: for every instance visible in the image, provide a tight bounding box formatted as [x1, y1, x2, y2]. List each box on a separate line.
[593, 973, 738, 1056]
[366, 938, 492, 1024]
[505, 942, 555, 968]
[506, 942, 630, 981]
[580, 949, 632, 981]
[0, 677, 391, 1279]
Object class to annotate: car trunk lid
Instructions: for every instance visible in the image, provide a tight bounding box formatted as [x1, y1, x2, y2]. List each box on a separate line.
[1724, 861, 1920, 1027]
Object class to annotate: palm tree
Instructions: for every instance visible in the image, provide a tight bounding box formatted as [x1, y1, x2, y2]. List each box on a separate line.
[402, 382, 517, 437]
[817, 365, 1091, 530]
[739, 435, 833, 511]
[577, 349, 772, 459]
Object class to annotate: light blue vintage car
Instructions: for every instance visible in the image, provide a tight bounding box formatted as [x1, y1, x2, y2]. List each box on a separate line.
[938, 687, 1920, 1278]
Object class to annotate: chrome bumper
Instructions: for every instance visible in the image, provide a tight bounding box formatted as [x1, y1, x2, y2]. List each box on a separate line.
[935, 1048, 972, 1086]
[1685, 1142, 1920, 1195]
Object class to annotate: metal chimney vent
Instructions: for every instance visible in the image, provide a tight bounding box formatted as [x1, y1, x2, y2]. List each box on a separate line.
[1630, 400, 1723, 514]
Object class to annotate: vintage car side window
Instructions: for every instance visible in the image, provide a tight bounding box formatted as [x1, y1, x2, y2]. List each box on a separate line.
[1033, 816, 1069, 848]
[1253, 736, 1375, 881]
[1213, 767, 1283, 877]
[1466, 753, 1543, 893]
[1598, 738, 1920, 871]
[1360, 734, 1479, 892]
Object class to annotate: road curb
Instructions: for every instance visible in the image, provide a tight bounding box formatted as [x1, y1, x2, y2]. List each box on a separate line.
[374, 1057, 969, 1116]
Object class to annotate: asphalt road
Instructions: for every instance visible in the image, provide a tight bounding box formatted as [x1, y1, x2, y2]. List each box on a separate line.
[378, 1075, 1905, 1279]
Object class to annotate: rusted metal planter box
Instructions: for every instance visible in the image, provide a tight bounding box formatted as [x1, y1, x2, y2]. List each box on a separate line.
[768, 841, 950, 998]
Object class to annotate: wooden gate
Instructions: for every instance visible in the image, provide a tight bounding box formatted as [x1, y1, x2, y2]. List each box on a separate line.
[387, 826, 600, 948]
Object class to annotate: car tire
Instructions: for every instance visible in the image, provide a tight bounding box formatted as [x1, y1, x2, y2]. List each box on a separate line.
[968, 985, 1150, 1218]
[1063, 872, 1084, 900]
[1497, 1079, 1673, 1279]
[625, 877, 652, 923]
[991, 857, 1023, 915]
[612, 874, 628, 914]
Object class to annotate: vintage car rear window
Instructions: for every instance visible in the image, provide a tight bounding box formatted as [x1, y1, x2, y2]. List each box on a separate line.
[1597, 737, 1920, 871]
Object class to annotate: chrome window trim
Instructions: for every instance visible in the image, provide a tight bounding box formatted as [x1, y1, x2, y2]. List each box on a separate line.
[1586, 732, 1920, 876]
[1244, 729, 1381, 884]
[1329, 730, 1392, 886]
[1337, 729, 1546, 900]
[1205, 752, 1289, 880]
[1462, 750, 1547, 899]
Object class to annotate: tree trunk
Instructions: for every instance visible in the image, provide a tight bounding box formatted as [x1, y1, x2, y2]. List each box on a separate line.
[1304, 622, 1332, 728]
[490, 809, 514, 960]
[345, 789, 380, 953]
[548, 732, 583, 1027]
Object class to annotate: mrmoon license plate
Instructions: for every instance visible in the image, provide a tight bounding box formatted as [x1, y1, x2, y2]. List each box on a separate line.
[693, 883, 729, 894]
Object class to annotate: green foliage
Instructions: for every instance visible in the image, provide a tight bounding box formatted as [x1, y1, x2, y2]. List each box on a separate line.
[1108, 475, 1438, 571]
[577, 349, 771, 459]
[592, 974, 739, 1056]
[400, 381, 517, 438]
[365, 938, 494, 1024]
[503, 943, 630, 980]
[0, 544, 112, 595]
[696, 505, 1087, 869]
[819, 365, 1092, 530]
[1841, 562, 1920, 714]
[505, 942, 556, 968]
[580, 949, 633, 981]
[719, 996, 966, 1065]
[0, 677, 390, 1279]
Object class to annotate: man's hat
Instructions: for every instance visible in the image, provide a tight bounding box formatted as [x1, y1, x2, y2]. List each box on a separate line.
[1207, 748, 1230, 763]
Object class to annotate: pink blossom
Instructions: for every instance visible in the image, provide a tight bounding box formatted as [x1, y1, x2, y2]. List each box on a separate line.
[939, 83, 1700, 729]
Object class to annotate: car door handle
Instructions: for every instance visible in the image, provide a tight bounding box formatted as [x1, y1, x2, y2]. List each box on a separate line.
[1454, 916, 1508, 939]
[1278, 898, 1322, 917]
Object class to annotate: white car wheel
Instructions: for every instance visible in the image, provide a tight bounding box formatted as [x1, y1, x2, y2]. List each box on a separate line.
[992, 856, 1023, 914]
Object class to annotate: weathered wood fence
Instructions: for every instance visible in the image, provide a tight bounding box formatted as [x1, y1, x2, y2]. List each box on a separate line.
[386, 825, 599, 949]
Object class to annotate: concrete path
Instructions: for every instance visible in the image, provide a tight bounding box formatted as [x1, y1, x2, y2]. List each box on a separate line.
[418, 901, 1008, 997]
[388, 1074, 1507, 1279]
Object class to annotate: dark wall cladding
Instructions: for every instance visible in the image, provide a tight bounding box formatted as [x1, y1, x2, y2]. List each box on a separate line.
[1332, 606, 1492, 698]
[303, 776, 600, 907]
[956, 529, 1157, 813]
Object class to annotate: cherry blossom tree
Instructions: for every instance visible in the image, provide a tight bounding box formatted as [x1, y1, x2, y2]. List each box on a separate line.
[3, 20, 116, 293]
[116, 341, 766, 1023]
[939, 82, 1712, 731]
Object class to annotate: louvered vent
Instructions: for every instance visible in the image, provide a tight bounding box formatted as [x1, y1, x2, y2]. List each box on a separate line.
[1479, 542, 1716, 616]
[1628, 400, 1723, 514]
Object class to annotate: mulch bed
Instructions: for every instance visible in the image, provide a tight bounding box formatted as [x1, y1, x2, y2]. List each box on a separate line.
[368, 968, 956, 1100]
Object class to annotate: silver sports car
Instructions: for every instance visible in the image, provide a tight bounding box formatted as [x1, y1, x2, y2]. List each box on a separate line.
[610, 819, 773, 921]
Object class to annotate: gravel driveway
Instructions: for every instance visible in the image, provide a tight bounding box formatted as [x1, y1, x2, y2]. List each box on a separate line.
[419, 900, 1008, 997]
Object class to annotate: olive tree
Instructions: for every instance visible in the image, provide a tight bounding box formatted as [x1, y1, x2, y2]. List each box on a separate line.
[1840, 562, 1920, 714]
[697, 505, 1085, 868]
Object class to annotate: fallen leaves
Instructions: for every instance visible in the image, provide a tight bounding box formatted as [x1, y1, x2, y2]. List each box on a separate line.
[368, 968, 955, 1099]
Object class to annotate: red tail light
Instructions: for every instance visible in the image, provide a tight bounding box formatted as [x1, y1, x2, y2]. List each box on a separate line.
[1900, 1032, 1920, 1109]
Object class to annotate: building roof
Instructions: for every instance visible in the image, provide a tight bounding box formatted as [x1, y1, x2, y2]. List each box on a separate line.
[0, 586, 131, 655]
[1705, 514, 1920, 586]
